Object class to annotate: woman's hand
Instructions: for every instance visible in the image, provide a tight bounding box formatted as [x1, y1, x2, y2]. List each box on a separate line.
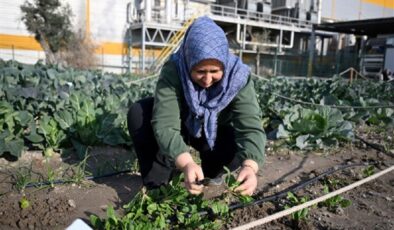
[234, 160, 259, 196]
[175, 152, 204, 195]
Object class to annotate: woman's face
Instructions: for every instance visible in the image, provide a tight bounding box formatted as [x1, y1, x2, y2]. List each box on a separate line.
[190, 59, 223, 88]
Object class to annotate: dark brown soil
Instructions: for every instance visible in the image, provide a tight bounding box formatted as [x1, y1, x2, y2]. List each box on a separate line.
[0, 190, 75, 229]
[0, 128, 393, 229]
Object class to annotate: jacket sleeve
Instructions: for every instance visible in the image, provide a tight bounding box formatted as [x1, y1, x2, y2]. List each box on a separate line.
[230, 77, 266, 167]
[151, 62, 189, 162]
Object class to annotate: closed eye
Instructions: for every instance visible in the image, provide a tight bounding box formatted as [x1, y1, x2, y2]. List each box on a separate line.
[195, 69, 221, 74]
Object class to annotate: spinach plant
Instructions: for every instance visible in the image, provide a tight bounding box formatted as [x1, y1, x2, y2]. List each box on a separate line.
[320, 185, 352, 212]
[90, 174, 230, 230]
[284, 192, 311, 221]
[223, 166, 254, 204]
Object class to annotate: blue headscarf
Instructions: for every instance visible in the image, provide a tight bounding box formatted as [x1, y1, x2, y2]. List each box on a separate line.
[171, 16, 250, 149]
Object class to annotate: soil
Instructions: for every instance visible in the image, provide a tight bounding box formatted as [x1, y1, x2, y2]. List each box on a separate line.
[0, 128, 393, 230]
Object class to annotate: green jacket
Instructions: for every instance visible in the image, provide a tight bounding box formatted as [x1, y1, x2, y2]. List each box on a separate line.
[151, 60, 266, 166]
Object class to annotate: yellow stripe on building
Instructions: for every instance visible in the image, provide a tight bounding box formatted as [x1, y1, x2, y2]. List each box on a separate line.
[0, 34, 42, 50]
[363, 0, 394, 9]
[0, 34, 162, 57]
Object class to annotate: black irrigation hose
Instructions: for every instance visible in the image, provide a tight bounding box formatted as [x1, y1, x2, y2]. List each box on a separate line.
[355, 135, 393, 156]
[226, 134, 394, 213]
[199, 135, 393, 216]
[25, 169, 133, 188]
[22, 135, 391, 217]
[198, 162, 376, 217]
[230, 162, 370, 211]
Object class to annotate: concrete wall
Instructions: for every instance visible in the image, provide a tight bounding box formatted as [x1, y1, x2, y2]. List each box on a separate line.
[0, 0, 131, 73]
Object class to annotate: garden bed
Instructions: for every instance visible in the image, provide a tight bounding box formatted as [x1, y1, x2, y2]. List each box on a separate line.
[0, 129, 393, 229]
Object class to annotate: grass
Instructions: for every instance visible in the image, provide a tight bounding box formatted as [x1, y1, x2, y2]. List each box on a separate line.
[13, 165, 35, 192]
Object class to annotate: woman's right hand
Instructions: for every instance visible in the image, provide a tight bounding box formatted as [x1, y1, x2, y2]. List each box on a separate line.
[175, 152, 204, 195]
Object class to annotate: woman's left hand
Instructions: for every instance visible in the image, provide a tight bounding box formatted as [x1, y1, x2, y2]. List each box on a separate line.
[234, 160, 258, 196]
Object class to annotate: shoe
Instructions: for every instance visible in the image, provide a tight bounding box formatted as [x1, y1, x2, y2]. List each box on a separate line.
[208, 176, 223, 186]
[196, 175, 223, 186]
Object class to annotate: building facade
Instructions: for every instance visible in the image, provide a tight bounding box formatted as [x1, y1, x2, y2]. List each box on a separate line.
[0, 0, 393, 74]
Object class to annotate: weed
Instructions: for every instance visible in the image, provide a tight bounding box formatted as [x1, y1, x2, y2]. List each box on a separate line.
[71, 154, 90, 184]
[14, 166, 33, 192]
[45, 159, 57, 188]
[363, 165, 375, 177]
[130, 159, 139, 174]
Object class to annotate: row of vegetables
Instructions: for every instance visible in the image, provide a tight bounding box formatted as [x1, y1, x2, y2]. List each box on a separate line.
[1, 59, 393, 158]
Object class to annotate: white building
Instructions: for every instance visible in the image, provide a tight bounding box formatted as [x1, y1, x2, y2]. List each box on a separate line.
[0, 0, 393, 73]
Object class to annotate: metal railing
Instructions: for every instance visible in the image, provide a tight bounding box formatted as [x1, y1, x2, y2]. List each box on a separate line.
[209, 4, 313, 29]
[148, 14, 199, 72]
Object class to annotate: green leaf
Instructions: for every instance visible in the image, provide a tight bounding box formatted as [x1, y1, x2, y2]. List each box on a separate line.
[276, 124, 289, 138]
[90, 215, 103, 229]
[54, 110, 74, 130]
[296, 135, 310, 149]
[106, 206, 118, 225]
[46, 69, 58, 79]
[300, 208, 309, 219]
[286, 192, 299, 204]
[340, 199, 352, 208]
[25, 132, 44, 143]
[5, 138, 24, 158]
[15, 111, 33, 126]
[20, 197, 30, 209]
[147, 203, 158, 214]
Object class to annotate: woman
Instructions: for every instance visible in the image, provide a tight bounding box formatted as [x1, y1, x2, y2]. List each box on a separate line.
[127, 16, 266, 195]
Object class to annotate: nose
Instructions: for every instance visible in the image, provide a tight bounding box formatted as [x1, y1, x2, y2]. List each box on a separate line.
[201, 73, 212, 83]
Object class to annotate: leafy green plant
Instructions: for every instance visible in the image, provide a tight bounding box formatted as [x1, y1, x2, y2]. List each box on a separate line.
[324, 178, 341, 190]
[320, 185, 352, 211]
[70, 153, 91, 184]
[19, 196, 30, 209]
[0, 102, 31, 157]
[223, 166, 254, 204]
[90, 174, 229, 230]
[2, 60, 393, 159]
[37, 115, 67, 152]
[276, 105, 354, 149]
[284, 192, 310, 221]
[363, 165, 375, 177]
[0, 60, 146, 158]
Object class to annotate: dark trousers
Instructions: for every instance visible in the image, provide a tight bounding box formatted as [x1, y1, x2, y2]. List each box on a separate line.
[127, 97, 240, 189]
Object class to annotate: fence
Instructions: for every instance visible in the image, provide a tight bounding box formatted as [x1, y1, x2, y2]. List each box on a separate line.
[256, 47, 359, 78]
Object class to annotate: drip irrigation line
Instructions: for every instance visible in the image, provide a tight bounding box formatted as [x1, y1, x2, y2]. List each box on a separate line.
[232, 164, 394, 230]
[25, 179, 75, 188]
[198, 162, 373, 217]
[229, 162, 368, 211]
[355, 135, 394, 157]
[84, 169, 133, 180]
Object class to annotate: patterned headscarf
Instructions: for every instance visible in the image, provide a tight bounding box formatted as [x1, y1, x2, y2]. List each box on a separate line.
[171, 16, 250, 149]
